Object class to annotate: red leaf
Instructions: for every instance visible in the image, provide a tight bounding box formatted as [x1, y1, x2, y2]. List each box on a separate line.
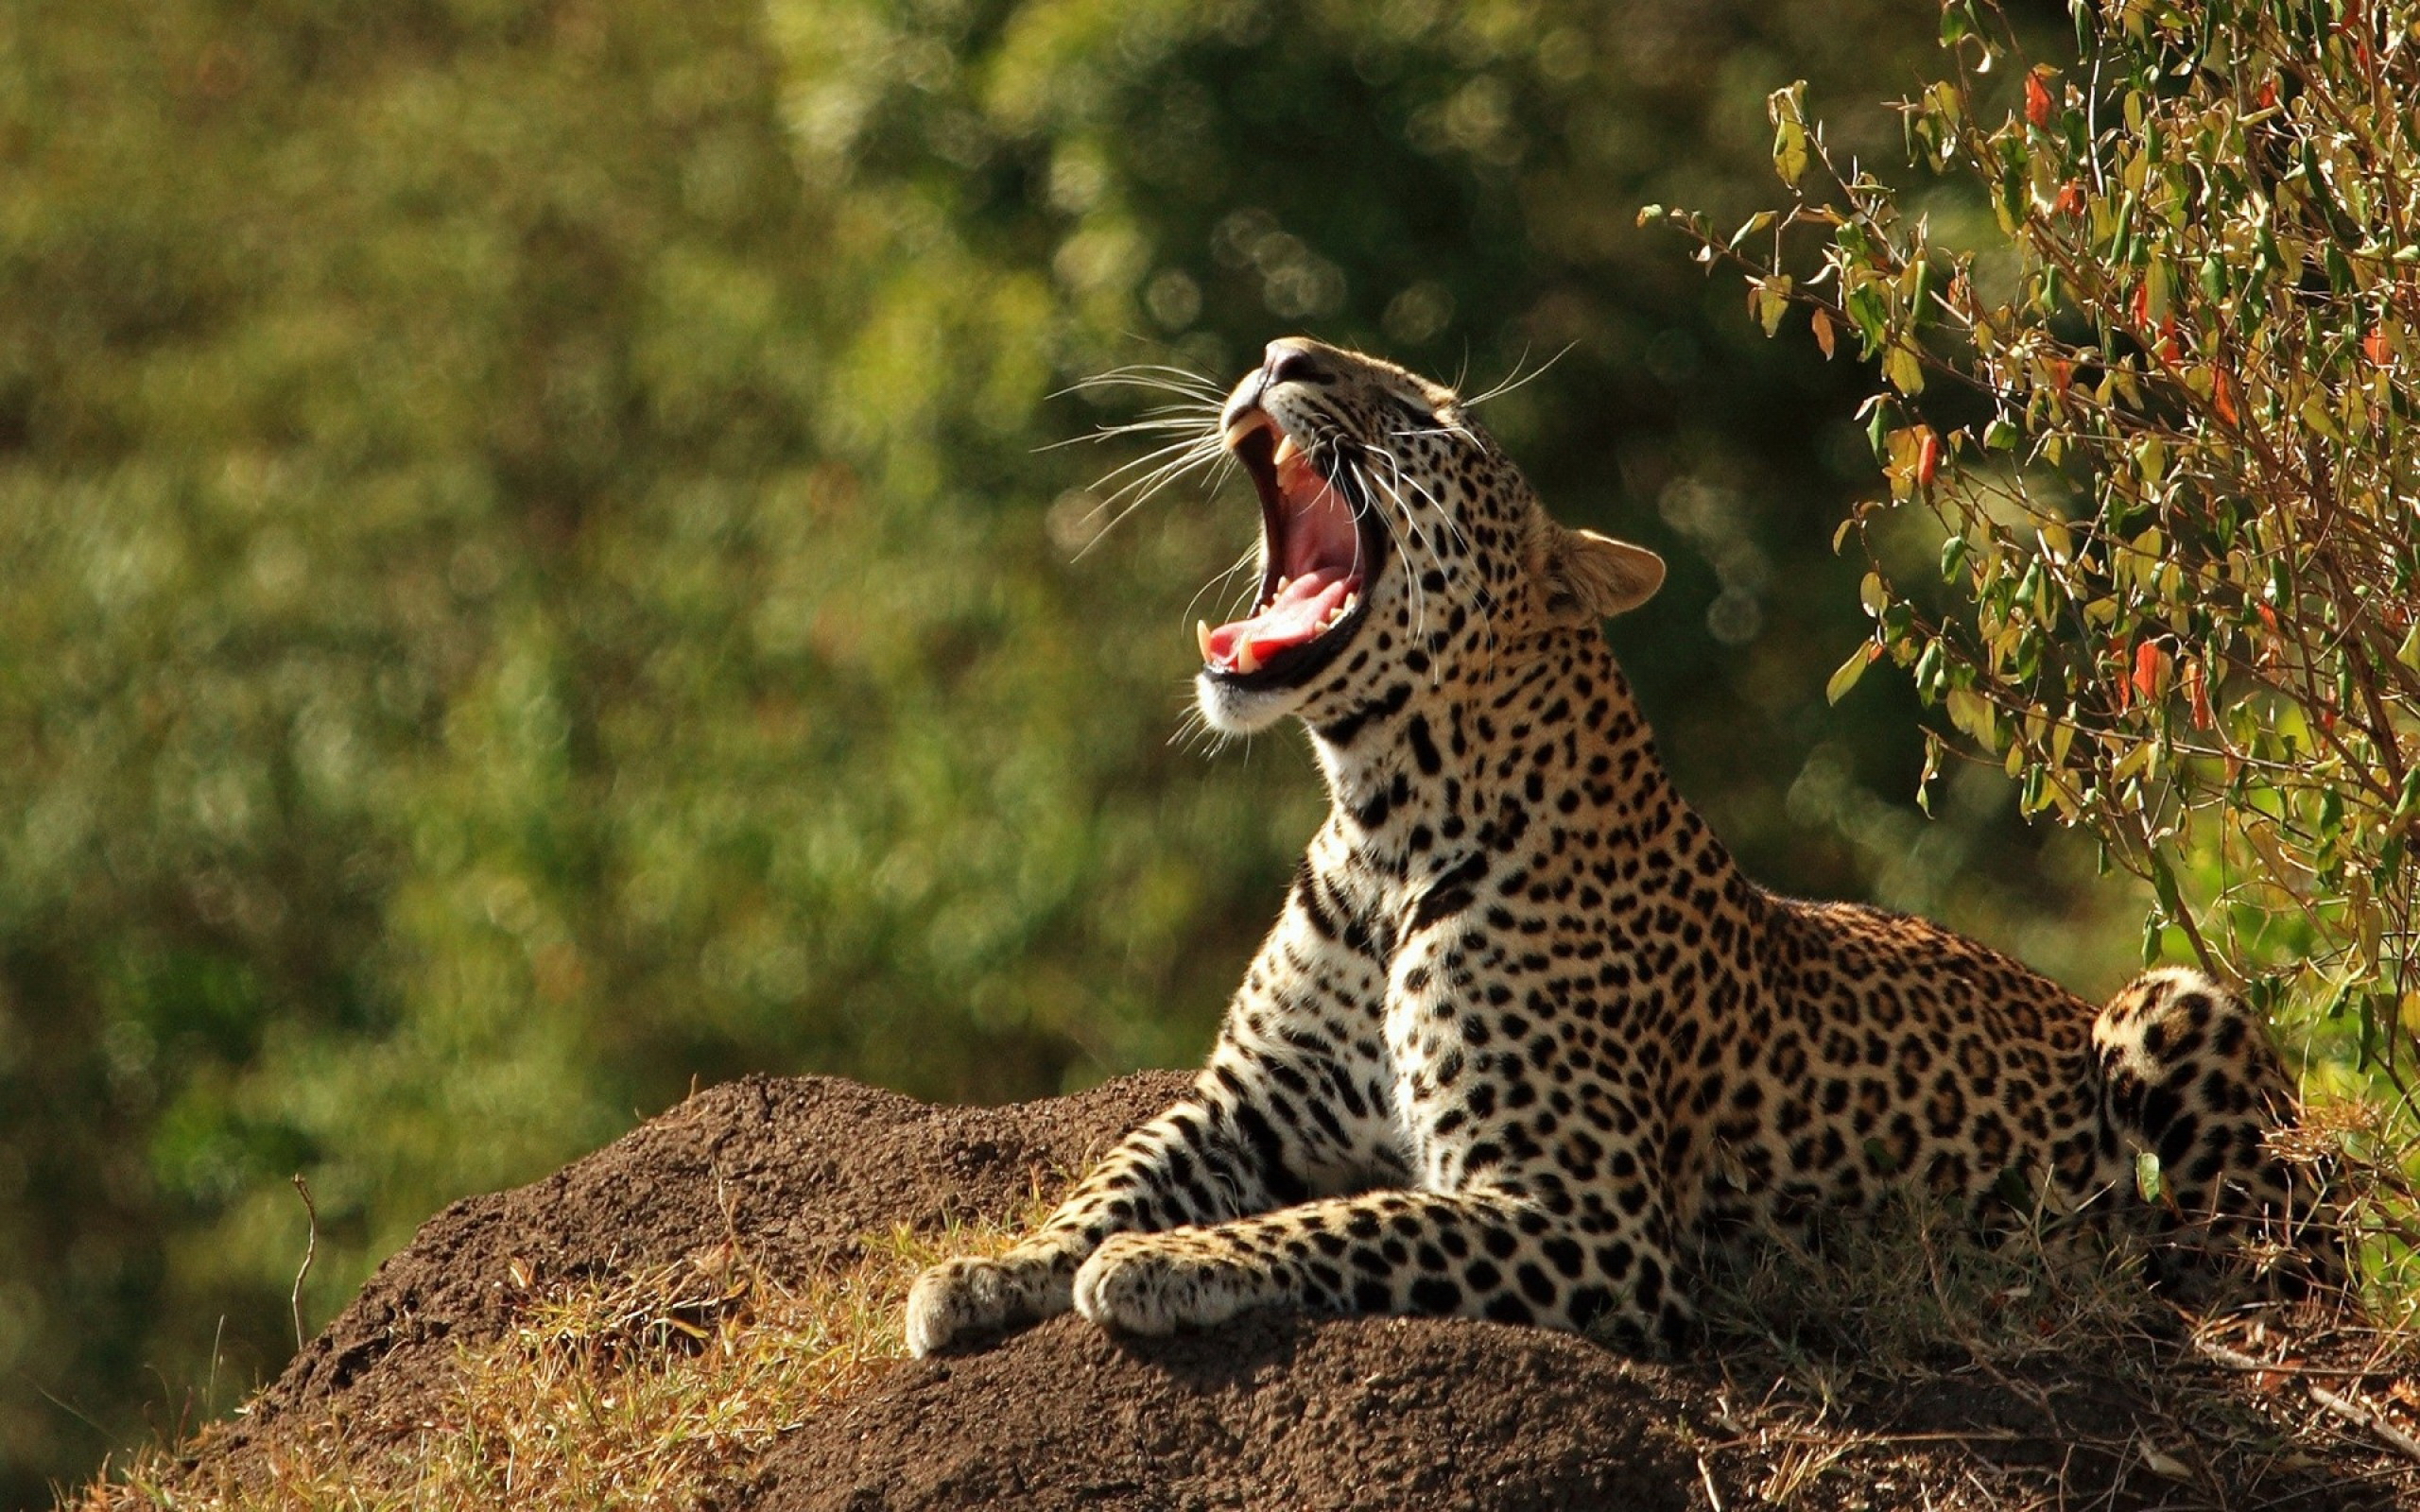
[2053, 180, 2087, 217]
[2132, 640, 2167, 706]
[1914, 426, 1942, 485]
[2025, 69, 2056, 129]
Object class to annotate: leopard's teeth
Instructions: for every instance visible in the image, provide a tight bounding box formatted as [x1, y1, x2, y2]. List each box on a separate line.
[1236, 640, 1262, 675]
[1197, 619, 1214, 663]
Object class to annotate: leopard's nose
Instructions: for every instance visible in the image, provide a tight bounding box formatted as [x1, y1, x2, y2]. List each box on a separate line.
[1263, 338, 1332, 387]
[1223, 338, 1338, 430]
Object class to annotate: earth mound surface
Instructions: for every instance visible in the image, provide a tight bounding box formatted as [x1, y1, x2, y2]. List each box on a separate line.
[173, 1074, 2412, 1510]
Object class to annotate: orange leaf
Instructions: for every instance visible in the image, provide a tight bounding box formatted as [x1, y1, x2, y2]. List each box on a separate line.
[2132, 640, 2168, 707]
[2025, 69, 2056, 129]
[2366, 327, 2391, 366]
[2053, 180, 2087, 217]
[1811, 306, 1837, 360]
[1914, 426, 1942, 485]
[2183, 657, 2212, 729]
[2212, 367, 2239, 425]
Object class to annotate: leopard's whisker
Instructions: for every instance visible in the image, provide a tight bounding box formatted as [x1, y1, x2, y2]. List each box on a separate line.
[1461, 341, 1578, 410]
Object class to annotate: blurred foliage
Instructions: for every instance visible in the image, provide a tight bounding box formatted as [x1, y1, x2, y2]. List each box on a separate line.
[1660, 0, 2419, 1118]
[2, 0, 2147, 1502]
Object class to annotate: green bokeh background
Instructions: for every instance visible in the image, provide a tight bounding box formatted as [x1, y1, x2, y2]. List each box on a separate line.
[0, 0, 2137, 1501]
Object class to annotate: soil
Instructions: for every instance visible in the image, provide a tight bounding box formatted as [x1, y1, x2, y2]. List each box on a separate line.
[177, 1074, 2420, 1510]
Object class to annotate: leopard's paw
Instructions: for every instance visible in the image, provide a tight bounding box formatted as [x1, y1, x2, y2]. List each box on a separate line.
[904, 1251, 1071, 1357]
[1072, 1233, 1257, 1336]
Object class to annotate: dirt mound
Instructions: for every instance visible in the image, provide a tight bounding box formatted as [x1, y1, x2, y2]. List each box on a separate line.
[226, 1072, 1186, 1468]
[180, 1074, 2414, 1511]
[756, 1312, 1702, 1512]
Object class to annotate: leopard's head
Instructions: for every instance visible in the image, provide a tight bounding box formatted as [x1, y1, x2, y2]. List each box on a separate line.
[1198, 337, 1665, 736]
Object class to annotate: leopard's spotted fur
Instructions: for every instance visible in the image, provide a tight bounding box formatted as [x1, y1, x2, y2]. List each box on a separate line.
[905, 337, 2332, 1355]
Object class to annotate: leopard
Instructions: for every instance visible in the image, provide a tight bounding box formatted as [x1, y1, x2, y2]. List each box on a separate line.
[905, 335, 2335, 1357]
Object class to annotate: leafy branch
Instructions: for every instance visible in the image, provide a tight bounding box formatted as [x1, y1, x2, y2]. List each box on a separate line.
[1652, 0, 2420, 1104]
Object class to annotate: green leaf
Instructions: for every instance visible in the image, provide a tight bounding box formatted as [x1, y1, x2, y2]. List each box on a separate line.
[2135, 1150, 2163, 1204]
[2148, 854, 2183, 918]
[1825, 644, 1873, 704]
[1945, 687, 1995, 746]
[1884, 336, 1926, 394]
[1755, 274, 1793, 335]
[1844, 284, 1890, 354]
[1730, 210, 1776, 249]
[1769, 82, 1811, 187]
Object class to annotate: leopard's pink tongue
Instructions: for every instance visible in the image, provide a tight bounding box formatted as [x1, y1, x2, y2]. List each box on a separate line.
[1203, 570, 1356, 673]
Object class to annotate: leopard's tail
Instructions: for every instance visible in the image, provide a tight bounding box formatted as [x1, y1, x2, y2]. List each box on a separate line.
[2090, 966, 2346, 1297]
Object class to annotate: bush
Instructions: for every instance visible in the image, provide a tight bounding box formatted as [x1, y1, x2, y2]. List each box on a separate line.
[1658, 0, 2420, 1118]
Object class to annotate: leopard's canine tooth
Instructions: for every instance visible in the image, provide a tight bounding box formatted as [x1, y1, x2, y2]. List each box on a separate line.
[1223, 411, 1280, 454]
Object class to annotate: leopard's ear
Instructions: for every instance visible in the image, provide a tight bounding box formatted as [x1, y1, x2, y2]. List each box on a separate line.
[1531, 523, 1665, 622]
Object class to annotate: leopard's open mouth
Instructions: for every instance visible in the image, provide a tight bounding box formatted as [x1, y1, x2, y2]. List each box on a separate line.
[1200, 411, 1387, 689]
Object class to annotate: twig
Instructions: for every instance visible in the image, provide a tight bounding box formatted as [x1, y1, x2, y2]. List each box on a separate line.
[1697, 1452, 1726, 1511]
[291, 1173, 320, 1350]
[2308, 1384, 2420, 1465]
[2193, 1338, 2403, 1382]
[1717, 1428, 2026, 1449]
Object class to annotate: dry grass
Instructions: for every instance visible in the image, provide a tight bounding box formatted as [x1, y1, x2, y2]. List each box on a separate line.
[70, 1206, 1045, 1512]
[1685, 1101, 2420, 1508]
[1694, 1184, 2161, 1406]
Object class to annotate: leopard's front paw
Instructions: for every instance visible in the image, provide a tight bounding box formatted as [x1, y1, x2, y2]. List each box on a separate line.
[904, 1250, 1073, 1357]
[1071, 1233, 1259, 1336]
